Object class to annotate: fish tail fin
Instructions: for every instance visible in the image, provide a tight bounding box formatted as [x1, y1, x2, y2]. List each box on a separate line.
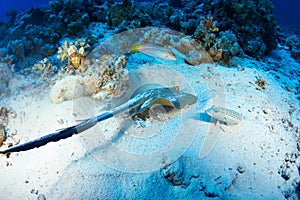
[130, 44, 140, 53]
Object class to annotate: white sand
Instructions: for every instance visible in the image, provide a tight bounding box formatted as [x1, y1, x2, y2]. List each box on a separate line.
[0, 55, 299, 199]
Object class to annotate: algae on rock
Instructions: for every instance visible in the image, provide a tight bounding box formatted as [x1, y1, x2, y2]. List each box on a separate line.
[203, 0, 278, 58]
[57, 39, 91, 73]
[50, 54, 129, 103]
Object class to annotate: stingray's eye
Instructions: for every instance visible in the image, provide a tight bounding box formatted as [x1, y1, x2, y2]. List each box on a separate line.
[174, 86, 179, 91]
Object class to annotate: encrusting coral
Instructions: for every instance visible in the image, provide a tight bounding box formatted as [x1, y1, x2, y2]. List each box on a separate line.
[50, 54, 129, 103]
[82, 54, 129, 100]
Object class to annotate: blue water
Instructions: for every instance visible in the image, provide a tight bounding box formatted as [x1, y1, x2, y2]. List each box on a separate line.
[271, 0, 300, 31]
[0, 0, 50, 22]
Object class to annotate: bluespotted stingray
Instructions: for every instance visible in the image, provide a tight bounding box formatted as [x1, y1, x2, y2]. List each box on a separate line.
[0, 86, 197, 154]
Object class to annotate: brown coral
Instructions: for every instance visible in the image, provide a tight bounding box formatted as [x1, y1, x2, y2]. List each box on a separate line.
[68, 50, 86, 72]
[255, 75, 267, 90]
[208, 46, 223, 61]
[194, 16, 219, 42]
[194, 17, 244, 63]
[194, 16, 223, 61]
[204, 16, 219, 32]
[58, 39, 90, 73]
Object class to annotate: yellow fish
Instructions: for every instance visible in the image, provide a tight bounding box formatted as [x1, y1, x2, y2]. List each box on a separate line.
[130, 43, 177, 60]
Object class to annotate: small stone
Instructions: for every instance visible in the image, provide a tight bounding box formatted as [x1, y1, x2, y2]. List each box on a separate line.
[37, 194, 46, 200]
[237, 165, 246, 174]
[57, 119, 64, 125]
[281, 168, 291, 181]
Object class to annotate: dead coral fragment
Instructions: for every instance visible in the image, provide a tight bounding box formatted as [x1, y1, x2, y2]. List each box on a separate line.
[58, 39, 90, 73]
[32, 58, 58, 78]
[255, 75, 267, 90]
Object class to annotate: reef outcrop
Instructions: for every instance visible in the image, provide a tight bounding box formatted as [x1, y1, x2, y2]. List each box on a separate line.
[49, 54, 129, 103]
[202, 0, 278, 58]
[0, 0, 280, 70]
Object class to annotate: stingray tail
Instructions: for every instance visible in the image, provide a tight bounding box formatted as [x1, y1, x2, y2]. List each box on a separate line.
[0, 115, 103, 154]
[0, 125, 77, 154]
[0, 96, 137, 154]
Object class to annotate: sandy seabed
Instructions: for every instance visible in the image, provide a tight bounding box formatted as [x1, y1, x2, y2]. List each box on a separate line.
[0, 51, 299, 200]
